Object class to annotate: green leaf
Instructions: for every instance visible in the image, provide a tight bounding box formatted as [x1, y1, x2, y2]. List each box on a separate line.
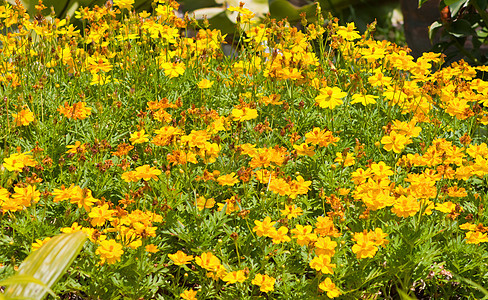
[447, 19, 476, 37]
[418, 0, 430, 8]
[444, 0, 467, 6]
[398, 289, 418, 300]
[429, 21, 443, 41]
[0, 275, 56, 299]
[3, 232, 87, 300]
[447, 0, 468, 17]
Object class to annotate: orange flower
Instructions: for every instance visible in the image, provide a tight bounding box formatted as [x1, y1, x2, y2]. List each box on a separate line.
[12, 108, 34, 126]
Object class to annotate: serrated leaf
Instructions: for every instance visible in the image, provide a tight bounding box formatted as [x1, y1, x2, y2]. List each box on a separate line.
[3, 232, 87, 300]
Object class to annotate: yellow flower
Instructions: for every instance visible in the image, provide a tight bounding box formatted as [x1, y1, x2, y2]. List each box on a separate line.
[169, 251, 194, 266]
[134, 164, 161, 181]
[180, 289, 198, 300]
[281, 204, 303, 219]
[252, 274, 276, 292]
[145, 244, 159, 253]
[253, 216, 277, 238]
[161, 62, 186, 78]
[231, 108, 258, 122]
[195, 252, 221, 272]
[32, 237, 51, 251]
[270, 226, 291, 244]
[12, 108, 34, 126]
[465, 231, 488, 244]
[335, 22, 361, 41]
[291, 224, 317, 246]
[293, 143, 315, 156]
[96, 239, 124, 264]
[222, 270, 247, 284]
[66, 141, 86, 154]
[3, 152, 36, 172]
[381, 131, 411, 153]
[88, 203, 115, 227]
[315, 86, 347, 109]
[217, 172, 239, 186]
[319, 277, 341, 298]
[11, 185, 40, 209]
[197, 78, 214, 89]
[435, 201, 460, 214]
[130, 129, 149, 144]
[351, 231, 378, 259]
[315, 236, 337, 256]
[351, 93, 378, 106]
[391, 195, 420, 218]
[310, 254, 336, 274]
[113, 0, 134, 10]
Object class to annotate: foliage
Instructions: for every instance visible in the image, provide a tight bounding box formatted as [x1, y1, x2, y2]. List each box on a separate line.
[0, 0, 488, 299]
[420, 0, 488, 65]
[0, 232, 87, 300]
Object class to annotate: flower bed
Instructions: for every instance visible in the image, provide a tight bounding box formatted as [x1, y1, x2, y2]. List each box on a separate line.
[1, 1, 488, 299]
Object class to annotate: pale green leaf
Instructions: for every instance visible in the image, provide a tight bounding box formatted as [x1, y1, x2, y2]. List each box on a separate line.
[3, 232, 87, 300]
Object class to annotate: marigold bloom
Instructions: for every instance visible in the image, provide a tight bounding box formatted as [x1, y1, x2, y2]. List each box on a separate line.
[66, 141, 86, 154]
[134, 165, 161, 181]
[180, 289, 198, 300]
[352, 233, 378, 259]
[130, 129, 149, 144]
[217, 196, 240, 214]
[69, 187, 97, 212]
[335, 22, 361, 41]
[314, 216, 340, 237]
[88, 203, 115, 227]
[3, 152, 37, 172]
[144, 244, 158, 254]
[435, 201, 460, 214]
[231, 108, 258, 122]
[57, 102, 92, 120]
[32, 237, 51, 251]
[293, 143, 315, 156]
[391, 195, 420, 218]
[381, 131, 411, 153]
[351, 93, 377, 106]
[96, 239, 124, 264]
[291, 224, 317, 246]
[60, 222, 83, 234]
[12, 108, 34, 126]
[315, 236, 337, 256]
[217, 172, 239, 186]
[113, 0, 134, 10]
[270, 226, 291, 244]
[161, 62, 185, 78]
[253, 216, 276, 238]
[281, 204, 303, 219]
[315, 86, 347, 109]
[11, 185, 40, 209]
[252, 274, 276, 292]
[334, 152, 355, 167]
[465, 231, 488, 244]
[310, 254, 336, 274]
[197, 78, 214, 89]
[319, 277, 341, 298]
[169, 251, 194, 266]
[195, 252, 221, 272]
[222, 270, 247, 284]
